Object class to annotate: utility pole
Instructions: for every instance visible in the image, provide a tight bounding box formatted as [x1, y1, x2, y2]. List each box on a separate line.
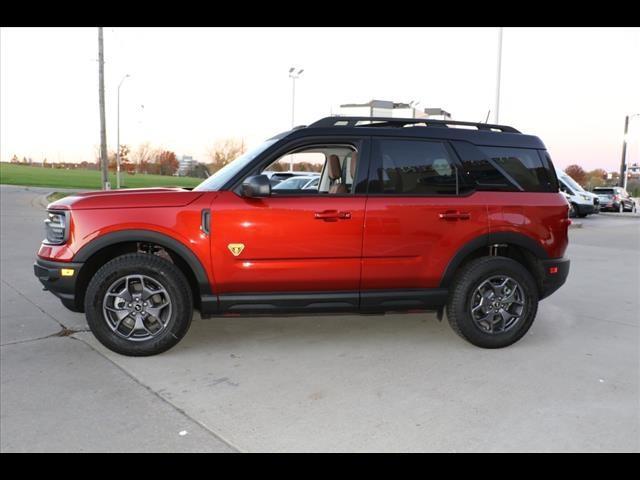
[618, 115, 629, 191]
[288, 67, 304, 171]
[98, 27, 109, 190]
[495, 27, 503, 124]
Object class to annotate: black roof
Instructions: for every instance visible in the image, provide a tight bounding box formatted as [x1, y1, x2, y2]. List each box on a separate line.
[283, 116, 546, 150]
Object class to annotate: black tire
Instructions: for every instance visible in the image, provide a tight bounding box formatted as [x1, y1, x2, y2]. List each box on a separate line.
[577, 212, 588, 218]
[446, 256, 539, 349]
[84, 253, 193, 356]
[569, 203, 577, 218]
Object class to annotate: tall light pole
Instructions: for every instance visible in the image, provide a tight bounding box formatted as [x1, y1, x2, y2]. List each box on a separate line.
[116, 74, 130, 189]
[409, 100, 421, 118]
[288, 67, 303, 171]
[619, 113, 640, 196]
[98, 28, 109, 190]
[495, 27, 503, 124]
[289, 67, 304, 128]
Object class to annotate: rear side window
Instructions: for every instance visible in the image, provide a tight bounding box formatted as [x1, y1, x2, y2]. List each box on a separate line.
[480, 146, 554, 192]
[451, 141, 516, 191]
[369, 139, 459, 195]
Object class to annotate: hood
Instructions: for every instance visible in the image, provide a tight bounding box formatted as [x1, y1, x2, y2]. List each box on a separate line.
[47, 187, 205, 210]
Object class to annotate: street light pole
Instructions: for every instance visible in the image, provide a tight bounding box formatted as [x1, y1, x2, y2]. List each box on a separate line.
[116, 74, 130, 189]
[288, 67, 303, 171]
[289, 67, 304, 127]
[98, 28, 109, 190]
[619, 113, 640, 197]
[495, 27, 503, 124]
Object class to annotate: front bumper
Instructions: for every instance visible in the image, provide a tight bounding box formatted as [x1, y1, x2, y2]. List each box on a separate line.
[34, 258, 84, 311]
[575, 203, 595, 216]
[539, 257, 570, 300]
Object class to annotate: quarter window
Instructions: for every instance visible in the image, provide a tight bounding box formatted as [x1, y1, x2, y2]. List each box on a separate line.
[480, 146, 553, 192]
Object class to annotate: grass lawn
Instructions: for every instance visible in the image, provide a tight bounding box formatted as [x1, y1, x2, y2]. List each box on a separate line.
[0, 163, 203, 190]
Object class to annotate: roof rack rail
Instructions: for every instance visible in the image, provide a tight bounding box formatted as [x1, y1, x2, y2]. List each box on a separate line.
[308, 116, 521, 134]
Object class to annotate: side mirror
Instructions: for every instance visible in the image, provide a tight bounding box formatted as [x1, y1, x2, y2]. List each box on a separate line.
[241, 174, 271, 198]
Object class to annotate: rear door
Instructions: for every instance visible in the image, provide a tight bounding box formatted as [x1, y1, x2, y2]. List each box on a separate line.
[361, 137, 489, 299]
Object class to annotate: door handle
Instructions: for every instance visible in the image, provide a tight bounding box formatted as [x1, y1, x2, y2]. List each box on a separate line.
[439, 211, 470, 221]
[314, 210, 351, 220]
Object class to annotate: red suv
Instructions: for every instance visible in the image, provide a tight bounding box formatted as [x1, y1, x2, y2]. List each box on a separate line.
[34, 117, 570, 356]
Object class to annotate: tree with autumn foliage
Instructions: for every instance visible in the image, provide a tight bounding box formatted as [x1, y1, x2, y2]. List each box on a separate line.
[155, 150, 179, 176]
[585, 168, 607, 189]
[207, 138, 246, 173]
[564, 164, 587, 187]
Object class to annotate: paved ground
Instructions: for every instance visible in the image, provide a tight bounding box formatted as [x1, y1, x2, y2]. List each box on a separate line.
[1, 184, 638, 452]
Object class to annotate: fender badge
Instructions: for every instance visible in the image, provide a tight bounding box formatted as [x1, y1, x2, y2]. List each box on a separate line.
[228, 243, 245, 256]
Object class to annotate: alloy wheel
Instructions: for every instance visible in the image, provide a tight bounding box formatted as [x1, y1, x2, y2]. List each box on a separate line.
[470, 275, 525, 334]
[102, 274, 172, 341]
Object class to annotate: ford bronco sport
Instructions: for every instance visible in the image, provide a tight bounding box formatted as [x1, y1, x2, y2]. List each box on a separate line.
[34, 116, 570, 356]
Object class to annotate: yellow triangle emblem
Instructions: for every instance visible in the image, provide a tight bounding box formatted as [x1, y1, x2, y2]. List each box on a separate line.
[228, 243, 245, 256]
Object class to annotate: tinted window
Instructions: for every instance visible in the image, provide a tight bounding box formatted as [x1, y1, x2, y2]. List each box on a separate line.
[371, 139, 458, 195]
[481, 146, 553, 192]
[540, 151, 560, 191]
[451, 141, 516, 191]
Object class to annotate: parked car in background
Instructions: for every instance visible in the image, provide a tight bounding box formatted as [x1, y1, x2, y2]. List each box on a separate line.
[556, 168, 595, 218]
[272, 175, 319, 191]
[264, 171, 320, 187]
[302, 176, 319, 190]
[593, 186, 637, 212]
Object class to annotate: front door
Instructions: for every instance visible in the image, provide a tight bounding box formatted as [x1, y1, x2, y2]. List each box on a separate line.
[210, 138, 368, 311]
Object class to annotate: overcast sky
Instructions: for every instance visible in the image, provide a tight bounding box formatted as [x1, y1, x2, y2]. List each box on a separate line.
[1, 27, 639, 171]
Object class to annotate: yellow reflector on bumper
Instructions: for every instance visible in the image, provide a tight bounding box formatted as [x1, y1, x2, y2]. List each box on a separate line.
[60, 268, 75, 277]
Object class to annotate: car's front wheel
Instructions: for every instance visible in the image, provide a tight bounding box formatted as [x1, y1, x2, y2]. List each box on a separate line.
[446, 256, 539, 348]
[84, 253, 193, 356]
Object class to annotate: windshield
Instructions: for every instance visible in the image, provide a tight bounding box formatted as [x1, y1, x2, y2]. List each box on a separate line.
[594, 188, 615, 195]
[194, 139, 278, 191]
[559, 172, 585, 192]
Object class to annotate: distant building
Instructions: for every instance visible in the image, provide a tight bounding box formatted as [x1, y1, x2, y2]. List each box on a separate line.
[628, 163, 640, 178]
[339, 99, 452, 120]
[178, 155, 198, 176]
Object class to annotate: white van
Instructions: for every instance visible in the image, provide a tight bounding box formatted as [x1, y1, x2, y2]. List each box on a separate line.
[555, 168, 597, 218]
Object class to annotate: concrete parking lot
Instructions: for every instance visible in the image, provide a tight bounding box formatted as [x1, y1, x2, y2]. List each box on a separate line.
[1, 184, 638, 452]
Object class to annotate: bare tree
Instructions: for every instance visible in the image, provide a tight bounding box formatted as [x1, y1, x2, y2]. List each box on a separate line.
[132, 142, 155, 173]
[207, 138, 246, 173]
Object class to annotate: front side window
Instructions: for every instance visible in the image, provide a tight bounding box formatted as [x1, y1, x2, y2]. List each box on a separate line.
[262, 145, 358, 195]
[370, 139, 459, 195]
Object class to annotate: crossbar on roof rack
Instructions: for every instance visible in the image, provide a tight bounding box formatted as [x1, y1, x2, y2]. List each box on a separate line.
[308, 116, 521, 134]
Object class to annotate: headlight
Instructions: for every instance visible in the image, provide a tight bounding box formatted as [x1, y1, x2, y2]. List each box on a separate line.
[44, 211, 69, 245]
[581, 194, 591, 201]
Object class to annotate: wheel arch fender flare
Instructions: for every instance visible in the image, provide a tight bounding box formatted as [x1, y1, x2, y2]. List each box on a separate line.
[439, 232, 549, 288]
[74, 229, 213, 297]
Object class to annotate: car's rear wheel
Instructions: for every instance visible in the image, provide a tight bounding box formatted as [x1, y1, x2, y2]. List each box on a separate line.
[446, 256, 539, 348]
[84, 253, 193, 356]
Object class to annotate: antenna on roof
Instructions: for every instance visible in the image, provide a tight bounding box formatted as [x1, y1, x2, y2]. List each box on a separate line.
[484, 110, 491, 123]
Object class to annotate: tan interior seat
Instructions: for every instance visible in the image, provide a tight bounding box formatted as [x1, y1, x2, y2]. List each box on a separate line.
[328, 154, 347, 194]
